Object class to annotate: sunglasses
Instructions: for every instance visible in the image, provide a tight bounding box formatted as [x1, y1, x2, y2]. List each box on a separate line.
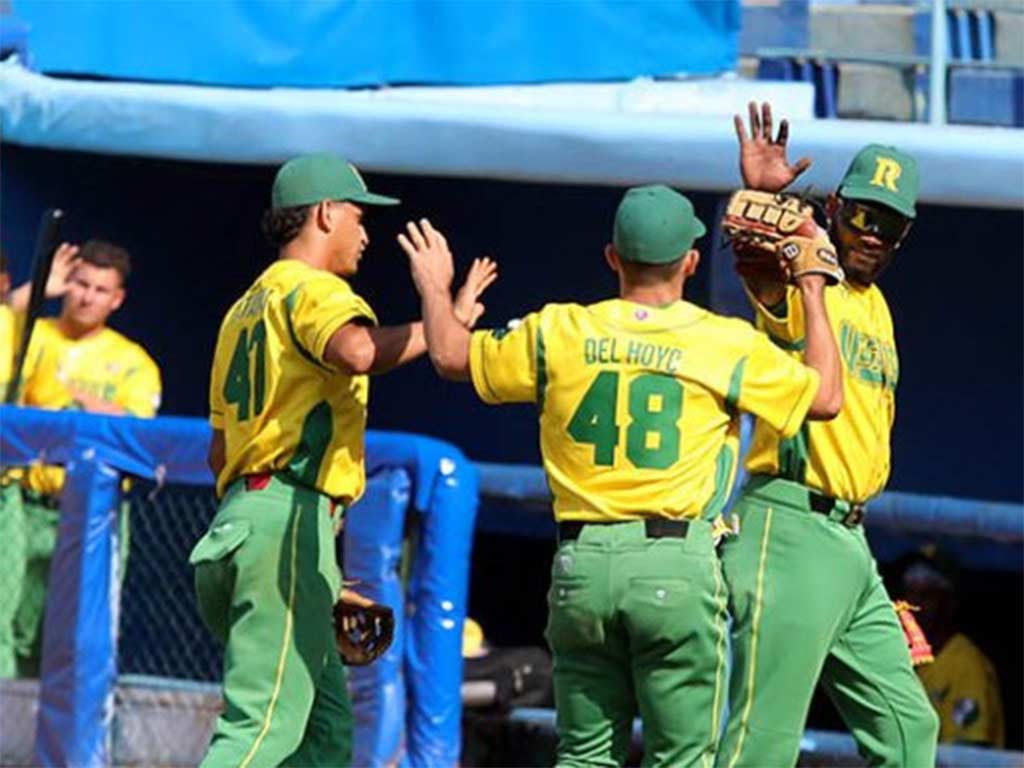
[839, 199, 912, 245]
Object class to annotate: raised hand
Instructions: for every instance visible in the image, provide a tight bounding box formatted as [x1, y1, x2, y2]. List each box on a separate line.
[734, 101, 812, 192]
[453, 257, 498, 329]
[45, 242, 81, 298]
[398, 218, 455, 296]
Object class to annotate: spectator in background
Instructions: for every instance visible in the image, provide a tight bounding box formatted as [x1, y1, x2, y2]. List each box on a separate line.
[0, 242, 80, 396]
[0, 241, 80, 677]
[902, 547, 1005, 748]
[0, 239, 161, 678]
[0, 246, 14, 393]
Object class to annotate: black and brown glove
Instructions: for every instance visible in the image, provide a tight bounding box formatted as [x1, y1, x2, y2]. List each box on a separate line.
[334, 588, 395, 666]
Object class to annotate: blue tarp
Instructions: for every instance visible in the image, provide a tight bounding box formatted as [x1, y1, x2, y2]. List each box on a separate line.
[12, 0, 739, 88]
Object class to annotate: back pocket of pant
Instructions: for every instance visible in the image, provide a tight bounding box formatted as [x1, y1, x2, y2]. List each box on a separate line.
[545, 576, 604, 651]
[189, 520, 252, 565]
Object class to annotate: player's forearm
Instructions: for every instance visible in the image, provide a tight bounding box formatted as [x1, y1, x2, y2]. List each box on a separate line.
[743, 276, 788, 309]
[799, 280, 843, 420]
[366, 323, 427, 374]
[208, 429, 226, 478]
[419, 284, 471, 381]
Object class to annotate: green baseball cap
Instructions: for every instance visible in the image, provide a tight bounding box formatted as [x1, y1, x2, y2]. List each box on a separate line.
[613, 185, 706, 265]
[839, 144, 919, 219]
[271, 153, 400, 210]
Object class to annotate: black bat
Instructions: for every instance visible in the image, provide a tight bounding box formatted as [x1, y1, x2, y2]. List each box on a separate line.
[5, 208, 64, 404]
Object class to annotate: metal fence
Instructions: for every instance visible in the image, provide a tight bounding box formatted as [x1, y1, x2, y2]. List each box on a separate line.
[119, 481, 221, 682]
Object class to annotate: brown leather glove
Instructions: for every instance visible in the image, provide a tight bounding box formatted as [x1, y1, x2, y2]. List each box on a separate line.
[334, 588, 394, 666]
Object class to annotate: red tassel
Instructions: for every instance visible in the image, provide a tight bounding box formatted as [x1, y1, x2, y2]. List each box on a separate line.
[894, 601, 934, 667]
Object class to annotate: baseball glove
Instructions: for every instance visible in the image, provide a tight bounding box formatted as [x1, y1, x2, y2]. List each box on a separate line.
[334, 588, 394, 666]
[722, 189, 844, 285]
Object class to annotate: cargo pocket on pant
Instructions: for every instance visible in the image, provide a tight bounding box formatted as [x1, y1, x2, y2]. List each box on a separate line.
[190, 520, 252, 641]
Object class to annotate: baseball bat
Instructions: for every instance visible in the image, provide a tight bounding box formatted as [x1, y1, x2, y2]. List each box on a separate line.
[5, 208, 65, 404]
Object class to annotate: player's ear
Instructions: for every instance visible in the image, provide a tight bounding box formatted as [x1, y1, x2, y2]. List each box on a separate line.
[110, 287, 126, 313]
[604, 244, 620, 273]
[682, 249, 700, 277]
[314, 200, 333, 234]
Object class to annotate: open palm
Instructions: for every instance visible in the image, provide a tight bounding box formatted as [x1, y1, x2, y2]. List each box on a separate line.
[734, 102, 812, 192]
[454, 257, 498, 329]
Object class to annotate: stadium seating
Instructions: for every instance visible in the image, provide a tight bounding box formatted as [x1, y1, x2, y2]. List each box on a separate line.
[741, 0, 1024, 126]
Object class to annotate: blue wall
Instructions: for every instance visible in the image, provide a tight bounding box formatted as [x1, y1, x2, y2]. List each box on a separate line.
[2, 144, 1021, 503]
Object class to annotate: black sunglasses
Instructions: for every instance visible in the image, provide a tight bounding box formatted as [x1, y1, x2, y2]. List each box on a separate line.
[839, 199, 912, 245]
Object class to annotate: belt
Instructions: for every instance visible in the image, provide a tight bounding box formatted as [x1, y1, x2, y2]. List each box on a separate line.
[22, 489, 61, 510]
[243, 472, 343, 518]
[558, 518, 690, 543]
[808, 490, 866, 528]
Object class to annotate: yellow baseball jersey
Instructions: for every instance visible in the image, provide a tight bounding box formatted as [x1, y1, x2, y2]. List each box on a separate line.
[469, 299, 819, 522]
[0, 305, 21, 396]
[744, 282, 898, 503]
[209, 259, 377, 500]
[917, 633, 1005, 748]
[18, 318, 162, 495]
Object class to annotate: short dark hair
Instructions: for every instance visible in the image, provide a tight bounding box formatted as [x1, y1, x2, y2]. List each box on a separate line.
[80, 239, 132, 285]
[617, 256, 684, 287]
[261, 205, 311, 248]
[0, 246, 7, 276]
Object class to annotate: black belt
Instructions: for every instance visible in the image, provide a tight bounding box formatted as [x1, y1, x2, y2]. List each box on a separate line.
[558, 518, 690, 543]
[808, 491, 866, 528]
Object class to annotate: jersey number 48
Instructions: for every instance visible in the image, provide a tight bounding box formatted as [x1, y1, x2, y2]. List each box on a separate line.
[568, 371, 682, 470]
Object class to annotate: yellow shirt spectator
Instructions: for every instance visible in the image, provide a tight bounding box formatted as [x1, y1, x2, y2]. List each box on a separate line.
[0, 305, 21, 397]
[917, 632, 1005, 748]
[19, 317, 161, 495]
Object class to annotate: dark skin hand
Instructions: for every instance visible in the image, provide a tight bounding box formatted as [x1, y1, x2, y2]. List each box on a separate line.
[734, 101, 813, 193]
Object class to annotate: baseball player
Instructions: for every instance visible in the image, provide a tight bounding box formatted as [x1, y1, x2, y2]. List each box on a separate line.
[191, 153, 495, 767]
[716, 103, 939, 767]
[1, 240, 161, 678]
[399, 186, 843, 767]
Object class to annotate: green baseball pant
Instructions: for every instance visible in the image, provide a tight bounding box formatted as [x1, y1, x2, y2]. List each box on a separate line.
[0, 482, 26, 677]
[545, 518, 728, 768]
[191, 474, 351, 768]
[716, 476, 938, 768]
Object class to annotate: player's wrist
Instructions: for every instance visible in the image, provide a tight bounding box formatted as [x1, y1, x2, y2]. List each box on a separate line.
[795, 274, 827, 294]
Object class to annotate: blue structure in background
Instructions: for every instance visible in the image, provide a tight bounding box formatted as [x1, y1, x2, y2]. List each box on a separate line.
[0, 407, 478, 768]
[12, 0, 739, 87]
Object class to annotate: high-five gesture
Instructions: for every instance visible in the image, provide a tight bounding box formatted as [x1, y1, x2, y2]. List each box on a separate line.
[398, 218, 455, 296]
[399, 219, 497, 380]
[454, 257, 498, 329]
[734, 101, 812, 192]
